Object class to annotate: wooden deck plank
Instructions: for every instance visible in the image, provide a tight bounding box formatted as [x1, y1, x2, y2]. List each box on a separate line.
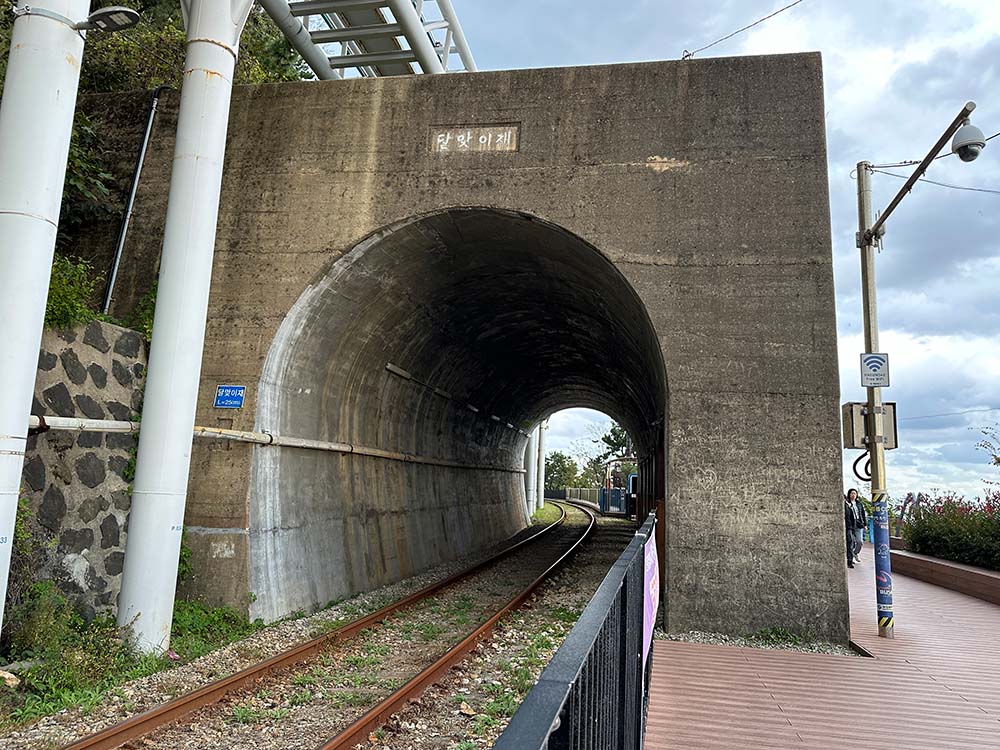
[645, 544, 1000, 749]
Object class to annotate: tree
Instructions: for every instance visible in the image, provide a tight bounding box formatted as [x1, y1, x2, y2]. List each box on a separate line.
[545, 452, 578, 490]
[596, 423, 634, 461]
[0, 0, 312, 323]
[977, 423, 1000, 483]
[577, 455, 605, 489]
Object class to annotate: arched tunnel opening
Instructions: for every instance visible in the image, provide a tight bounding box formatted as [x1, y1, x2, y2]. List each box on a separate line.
[249, 207, 667, 622]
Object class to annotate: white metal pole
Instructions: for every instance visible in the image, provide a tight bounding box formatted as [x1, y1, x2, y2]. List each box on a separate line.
[0, 0, 90, 635]
[117, 0, 252, 653]
[435, 0, 476, 71]
[524, 426, 538, 518]
[386, 0, 444, 74]
[856, 161, 894, 639]
[536, 417, 546, 511]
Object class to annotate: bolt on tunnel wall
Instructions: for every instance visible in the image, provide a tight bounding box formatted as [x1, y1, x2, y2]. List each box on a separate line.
[249, 208, 667, 622]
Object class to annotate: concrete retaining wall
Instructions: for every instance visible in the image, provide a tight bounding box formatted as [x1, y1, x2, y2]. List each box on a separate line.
[20, 321, 145, 619]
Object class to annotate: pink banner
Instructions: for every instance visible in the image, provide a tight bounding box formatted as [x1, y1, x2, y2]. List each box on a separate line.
[642, 534, 659, 670]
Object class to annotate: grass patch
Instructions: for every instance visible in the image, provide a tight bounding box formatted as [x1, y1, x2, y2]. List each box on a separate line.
[531, 503, 562, 525]
[0, 587, 265, 731]
[169, 599, 264, 661]
[751, 627, 809, 647]
[417, 621, 445, 642]
[472, 713, 499, 736]
[547, 606, 580, 624]
[229, 702, 291, 724]
[329, 690, 371, 708]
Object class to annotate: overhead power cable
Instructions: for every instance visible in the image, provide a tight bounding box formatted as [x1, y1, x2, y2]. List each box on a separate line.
[870, 131, 1000, 169]
[870, 168, 1000, 196]
[682, 0, 809, 60]
[899, 407, 1000, 422]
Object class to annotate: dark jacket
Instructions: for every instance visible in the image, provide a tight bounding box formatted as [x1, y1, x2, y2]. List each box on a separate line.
[852, 499, 868, 529]
[844, 500, 858, 531]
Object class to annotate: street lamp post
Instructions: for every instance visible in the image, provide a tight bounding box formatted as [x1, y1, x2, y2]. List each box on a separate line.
[855, 101, 985, 639]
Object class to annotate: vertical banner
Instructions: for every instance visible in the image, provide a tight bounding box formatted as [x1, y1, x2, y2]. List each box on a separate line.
[642, 533, 660, 670]
[872, 492, 894, 633]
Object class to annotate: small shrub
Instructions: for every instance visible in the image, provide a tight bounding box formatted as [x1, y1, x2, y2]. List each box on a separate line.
[903, 491, 1000, 572]
[128, 282, 157, 342]
[45, 254, 100, 329]
[0, 583, 145, 729]
[177, 532, 194, 583]
[169, 599, 264, 661]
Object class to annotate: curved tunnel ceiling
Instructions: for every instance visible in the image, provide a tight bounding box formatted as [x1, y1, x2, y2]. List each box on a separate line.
[262, 207, 667, 465]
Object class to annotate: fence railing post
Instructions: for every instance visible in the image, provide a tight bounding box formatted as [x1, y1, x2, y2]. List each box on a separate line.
[494, 511, 657, 750]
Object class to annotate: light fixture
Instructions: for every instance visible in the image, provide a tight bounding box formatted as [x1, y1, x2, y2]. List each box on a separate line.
[75, 6, 140, 32]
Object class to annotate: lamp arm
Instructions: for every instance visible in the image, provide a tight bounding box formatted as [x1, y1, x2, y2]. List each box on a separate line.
[866, 101, 976, 243]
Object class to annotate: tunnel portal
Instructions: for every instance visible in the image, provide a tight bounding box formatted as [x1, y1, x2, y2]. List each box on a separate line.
[249, 208, 666, 621]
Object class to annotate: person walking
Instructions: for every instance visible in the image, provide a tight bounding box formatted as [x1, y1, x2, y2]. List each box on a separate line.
[848, 489, 867, 563]
[844, 492, 859, 568]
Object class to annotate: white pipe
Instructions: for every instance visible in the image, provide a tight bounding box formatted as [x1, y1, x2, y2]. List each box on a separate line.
[524, 425, 538, 517]
[258, 0, 339, 80]
[386, 0, 443, 74]
[435, 0, 476, 71]
[536, 417, 546, 511]
[29, 415, 141, 433]
[26, 416, 525, 473]
[103, 86, 169, 314]
[117, 0, 254, 654]
[0, 0, 90, 637]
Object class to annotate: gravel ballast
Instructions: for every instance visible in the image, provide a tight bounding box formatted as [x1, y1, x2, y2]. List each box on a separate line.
[0, 517, 564, 750]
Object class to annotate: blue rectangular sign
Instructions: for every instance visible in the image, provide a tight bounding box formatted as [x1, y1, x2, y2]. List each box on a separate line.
[214, 384, 246, 409]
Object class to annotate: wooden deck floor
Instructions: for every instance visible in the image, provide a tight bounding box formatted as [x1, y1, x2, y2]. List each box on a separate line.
[644, 545, 1000, 749]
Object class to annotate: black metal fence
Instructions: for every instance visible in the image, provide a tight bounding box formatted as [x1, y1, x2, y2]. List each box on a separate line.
[493, 511, 657, 750]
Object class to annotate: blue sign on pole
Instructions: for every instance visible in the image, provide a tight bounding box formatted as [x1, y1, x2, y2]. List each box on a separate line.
[214, 384, 246, 409]
[872, 492, 894, 633]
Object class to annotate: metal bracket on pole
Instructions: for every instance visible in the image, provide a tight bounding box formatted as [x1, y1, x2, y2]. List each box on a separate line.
[10, 5, 84, 35]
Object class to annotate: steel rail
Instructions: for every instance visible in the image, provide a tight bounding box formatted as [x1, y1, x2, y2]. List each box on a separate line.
[316, 502, 597, 750]
[59, 506, 568, 750]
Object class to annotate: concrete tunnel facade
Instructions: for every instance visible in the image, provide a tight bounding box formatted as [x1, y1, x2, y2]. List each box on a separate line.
[101, 52, 851, 640]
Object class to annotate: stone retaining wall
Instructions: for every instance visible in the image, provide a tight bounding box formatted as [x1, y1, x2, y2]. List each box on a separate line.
[20, 321, 146, 619]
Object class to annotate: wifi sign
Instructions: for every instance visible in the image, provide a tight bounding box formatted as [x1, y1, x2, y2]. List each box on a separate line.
[860, 353, 890, 388]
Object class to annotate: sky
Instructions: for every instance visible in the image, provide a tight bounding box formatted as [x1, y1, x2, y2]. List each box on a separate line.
[450, 0, 1000, 498]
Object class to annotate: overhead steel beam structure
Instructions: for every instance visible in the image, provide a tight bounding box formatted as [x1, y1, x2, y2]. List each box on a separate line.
[258, 0, 341, 79]
[262, 0, 476, 79]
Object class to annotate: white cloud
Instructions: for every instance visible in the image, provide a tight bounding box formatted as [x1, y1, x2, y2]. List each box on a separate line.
[545, 408, 614, 465]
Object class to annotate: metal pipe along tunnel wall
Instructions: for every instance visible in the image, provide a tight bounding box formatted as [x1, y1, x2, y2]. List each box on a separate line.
[248, 208, 667, 622]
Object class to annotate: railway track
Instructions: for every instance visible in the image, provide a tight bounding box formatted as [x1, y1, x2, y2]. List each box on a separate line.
[62, 501, 595, 750]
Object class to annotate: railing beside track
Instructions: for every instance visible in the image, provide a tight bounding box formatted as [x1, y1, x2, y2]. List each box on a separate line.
[493, 510, 658, 750]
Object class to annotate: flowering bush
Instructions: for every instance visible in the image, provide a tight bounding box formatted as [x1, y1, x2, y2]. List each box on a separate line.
[902, 490, 1000, 572]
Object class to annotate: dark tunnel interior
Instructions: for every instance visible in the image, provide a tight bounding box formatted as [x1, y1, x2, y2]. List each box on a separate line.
[248, 207, 667, 621]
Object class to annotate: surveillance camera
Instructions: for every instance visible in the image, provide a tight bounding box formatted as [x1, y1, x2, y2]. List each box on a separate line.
[951, 121, 986, 162]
